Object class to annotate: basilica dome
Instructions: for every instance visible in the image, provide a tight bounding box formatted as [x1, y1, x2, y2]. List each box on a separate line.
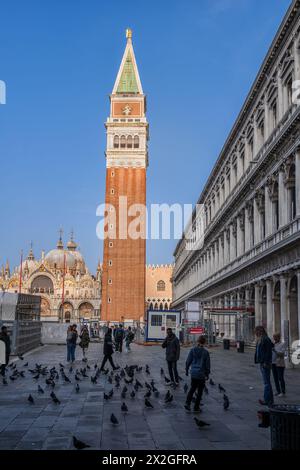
[44, 235, 86, 273]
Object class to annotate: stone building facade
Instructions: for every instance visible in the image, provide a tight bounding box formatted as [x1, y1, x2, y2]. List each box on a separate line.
[172, 1, 300, 344]
[0, 235, 101, 323]
[146, 264, 173, 311]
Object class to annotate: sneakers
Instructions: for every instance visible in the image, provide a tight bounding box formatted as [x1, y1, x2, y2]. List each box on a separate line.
[193, 407, 202, 414]
[184, 404, 191, 412]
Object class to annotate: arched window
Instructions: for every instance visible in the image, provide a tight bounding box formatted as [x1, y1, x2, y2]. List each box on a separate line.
[113, 135, 119, 149]
[154, 303, 158, 310]
[149, 303, 153, 310]
[160, 303, 163, 310]
[120, 135, 126, 149]
[127, 135, 133, 148]
[157, 280, 166, 292]
[164, 303, 169, 310]
[134, 135, 139, 148]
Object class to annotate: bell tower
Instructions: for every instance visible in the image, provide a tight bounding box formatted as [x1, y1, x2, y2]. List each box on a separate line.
[101, 29, 149, 323]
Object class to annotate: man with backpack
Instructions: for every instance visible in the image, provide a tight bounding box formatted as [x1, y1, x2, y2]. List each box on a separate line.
[185, 335, 211, 413]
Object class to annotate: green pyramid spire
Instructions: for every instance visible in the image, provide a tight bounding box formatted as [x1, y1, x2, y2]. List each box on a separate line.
[116, 51, 139, 94]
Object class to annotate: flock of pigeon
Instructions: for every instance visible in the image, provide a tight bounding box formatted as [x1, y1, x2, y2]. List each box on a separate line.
[2, 356, 231, 450]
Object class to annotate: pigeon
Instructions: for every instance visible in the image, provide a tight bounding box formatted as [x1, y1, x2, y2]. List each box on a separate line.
[194, 417, 210, 428]
[104, 393, 110, 400]
[76, 384, 80, 393]
[209, 378, 215, 386]
[69, 366, 73, 373]
[23, 362, 28, 367]
[145, 398, 153, 408]
[108, 376, 113, 384]
[28, 394, 34, 404]
[108, 389, 114, 398]
[164, 390, 171, 401]
[165, 394, 173, 404]
[73, 436, 90, 450]
[184, 383, 189, 393]
[64, 375, 71, 383]
[121, 391, 127, 399]
[121, 402, 128, 412]
[59, 363, 64, 369]
[19, 371, 25, 378]
[33, 374, 40, 380]
[144, 390, 152, 398]
[145, 367, 150, 375]
[164, 376, 171, 384]
[223, 394, 230, 410]
[38, 385, 44, 394]
[135, 379, 143, 388]
[94, 364, 98, 369]
[134, 383, 139, 392]
[110, 413, 119, 425]
[160, 368, 164, 375]
[218, 384, 226, 393]
[86, 364, 90, 370]
[18, 355, 24, 360]
[75, 374, 81, 382]
[3, 378, 8, 385]
[91, 376, 97, 384]
[130, 390, 135, 398]
[124, 377, 133, 384]
[51, 393, 60, 404]
[145, 382, 152, 390]
[9, 375, 16, 381]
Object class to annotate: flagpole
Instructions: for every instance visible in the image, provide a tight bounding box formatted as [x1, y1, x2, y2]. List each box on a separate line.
[18, 250, 23, 294]
[61, 252, 66, 321]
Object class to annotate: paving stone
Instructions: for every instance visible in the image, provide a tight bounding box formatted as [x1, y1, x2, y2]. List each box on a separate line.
[0, 342, 299, 450]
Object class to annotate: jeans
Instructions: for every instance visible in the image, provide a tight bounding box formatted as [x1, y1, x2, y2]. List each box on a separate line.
[115, 340, 123, 352]
[272, 364, 286, 394]
[0, 353, 9, 377]
[260, 364, 274, 405]
[186, 378, 205, 409]
[67, 343, 76, 362]
[167, 360, 179, 383]
[100, 354, 117, 370]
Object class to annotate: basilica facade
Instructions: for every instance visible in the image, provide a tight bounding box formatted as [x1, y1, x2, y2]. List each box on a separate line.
[0, 235, 101, 323]
[172, 1, 300, 345]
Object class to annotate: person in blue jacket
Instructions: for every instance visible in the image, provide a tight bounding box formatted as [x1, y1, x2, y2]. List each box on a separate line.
[185, 335, 210, 412]
[254, 325, 274, 406]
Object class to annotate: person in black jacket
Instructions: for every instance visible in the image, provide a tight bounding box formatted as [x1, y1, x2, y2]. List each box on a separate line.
[162, 328, 180, 386]
[254, 325, 274, 406]
[100, 328, 119, 371]
[0, 326, 11, 377]
[185, 335, 210, 412]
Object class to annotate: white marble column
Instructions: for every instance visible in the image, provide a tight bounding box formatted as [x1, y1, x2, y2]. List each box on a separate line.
[266, 278, 274, 336]
[278, 166, 288, 227]
[295, 149, 300, 217]
[277, 74, 284, 121]
[253, 197, 261, 245]
[255, 283, 262, 326]
[237, 212, 245, 257]
[293, 37, 300, 82]
[265, 185, 272, 237]
[264, 94, 270, 140]
[229, 222, 236, 261]
[280, 274, 288, 340]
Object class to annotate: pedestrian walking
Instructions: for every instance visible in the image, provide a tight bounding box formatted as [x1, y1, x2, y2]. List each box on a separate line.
[162, 328, 180, 386]
[254, 325, 274, 406]
[125, 326, 135, 352]
[79, 325, 90, 362]
[114, 324, 125, 353]
[0, 326, 11, 377]
[100, 328, 119, 371]
[272, 333, 286, 397]
[185, 335, 210, 412]
[66, 324, 78, 363]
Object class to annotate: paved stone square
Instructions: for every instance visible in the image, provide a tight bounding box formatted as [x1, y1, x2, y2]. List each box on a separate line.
[0, 342, 299, 450]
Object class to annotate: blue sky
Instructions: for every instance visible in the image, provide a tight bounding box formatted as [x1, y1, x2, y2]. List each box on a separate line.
[0, 0, 291, 273]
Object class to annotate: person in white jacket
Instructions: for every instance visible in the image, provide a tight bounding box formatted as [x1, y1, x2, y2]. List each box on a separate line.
[272, 333, 286, 397]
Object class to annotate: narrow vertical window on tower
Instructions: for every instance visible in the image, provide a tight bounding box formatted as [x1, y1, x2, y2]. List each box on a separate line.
[127, 135, 133, 148]
[134, 135, 139, 148]
[120, 135, 126, 148]
[113, 135, 119, 148]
